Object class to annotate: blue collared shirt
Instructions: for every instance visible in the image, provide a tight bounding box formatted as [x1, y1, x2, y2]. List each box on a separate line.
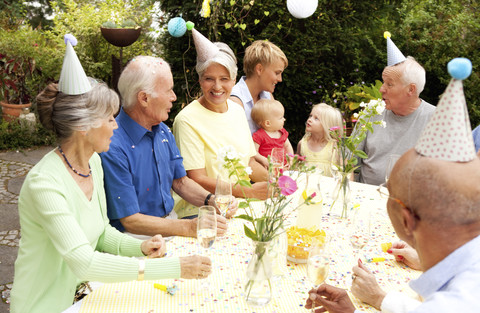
[409, 234, 480, 312]
[100, 108, 186, 232]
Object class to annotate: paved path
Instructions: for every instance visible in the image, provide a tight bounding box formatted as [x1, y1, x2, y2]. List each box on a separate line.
[0, 146, 53, 313]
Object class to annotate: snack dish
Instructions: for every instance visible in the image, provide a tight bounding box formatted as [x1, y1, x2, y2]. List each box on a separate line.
[286, 226, 327, 263]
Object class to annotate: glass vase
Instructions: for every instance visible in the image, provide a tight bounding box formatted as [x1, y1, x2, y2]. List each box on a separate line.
[330, 171, 352, 219]
[244, 240, 273, 306]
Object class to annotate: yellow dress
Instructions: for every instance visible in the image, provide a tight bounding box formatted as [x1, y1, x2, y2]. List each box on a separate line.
[299, 137, 334, 177]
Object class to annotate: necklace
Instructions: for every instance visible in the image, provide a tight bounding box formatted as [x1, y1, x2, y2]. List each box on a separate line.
[58, 146, 92, 178]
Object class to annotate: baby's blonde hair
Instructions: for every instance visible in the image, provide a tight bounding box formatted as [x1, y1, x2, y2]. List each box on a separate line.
[251, 99, 284, 128]
[304, 103, 343, 141]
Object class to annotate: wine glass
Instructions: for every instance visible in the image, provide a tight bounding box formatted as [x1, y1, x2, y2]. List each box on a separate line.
[349, 207, 371, 263]
[306, 237, 330, 313]
[385, 154, 401, 183]
[214, 175, 233, 217]
[197, 206, 216, 288]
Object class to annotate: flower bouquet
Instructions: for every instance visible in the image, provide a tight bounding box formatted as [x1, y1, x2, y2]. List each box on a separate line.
[329, 99, 386, 218]
[218, 146, 316, 305]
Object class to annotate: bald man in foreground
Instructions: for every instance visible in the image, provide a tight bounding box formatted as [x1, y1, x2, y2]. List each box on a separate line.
[306, 148, 480, 312]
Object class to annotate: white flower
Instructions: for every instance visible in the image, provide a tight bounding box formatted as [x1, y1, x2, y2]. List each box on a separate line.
[245, 167, 253, 175]
[375, 100, 386, 115]
[218, 145, 238, 161]
[359, 101, 366, 108]
[381, 121, 387, 128]
[353, 113, 359, 119]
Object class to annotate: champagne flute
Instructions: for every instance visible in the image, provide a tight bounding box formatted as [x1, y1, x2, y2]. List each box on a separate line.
[214, 175, 233, 217]
[349, 207, 371, 263]
[306, 238, 330, 313]
[197, 206, 216, 288]
[385, 154, 401, 183]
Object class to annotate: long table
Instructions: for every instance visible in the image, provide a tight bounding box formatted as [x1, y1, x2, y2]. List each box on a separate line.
[71, 176, 421, 313]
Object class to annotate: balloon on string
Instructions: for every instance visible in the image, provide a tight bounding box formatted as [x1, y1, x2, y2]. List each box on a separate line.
[287, 0, 318, 19]
[168, 17, 187, 37]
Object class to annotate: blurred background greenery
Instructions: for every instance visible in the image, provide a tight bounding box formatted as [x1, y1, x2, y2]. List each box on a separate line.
[0, 0, 478, 149]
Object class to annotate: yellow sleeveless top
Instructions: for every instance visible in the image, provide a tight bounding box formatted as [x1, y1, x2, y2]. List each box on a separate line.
[299, 137, 334, 177]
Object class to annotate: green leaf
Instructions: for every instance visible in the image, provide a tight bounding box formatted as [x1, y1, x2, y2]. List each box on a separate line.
[238, 180, 252, 188]
[239, 23, 246, 30]
[238, 201, 249, 208]
[254, 19, 260, 25]
[224, 23, 231, 29]
[243, 225, 257, 241]
[277, 24, 282, 30]
[354, 150, 368, 159]
[236, 214, 253, 222]
[264, 11, 270, 16]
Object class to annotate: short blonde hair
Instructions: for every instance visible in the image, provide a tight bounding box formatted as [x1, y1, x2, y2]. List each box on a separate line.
[304, 103, 343, 141]
[243, 40, 288, 78]
[251, 99, 284, 127]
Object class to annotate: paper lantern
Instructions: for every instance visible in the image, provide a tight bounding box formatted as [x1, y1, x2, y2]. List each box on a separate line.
[168, 17, 187, 37]
[287, 0, 318, 19]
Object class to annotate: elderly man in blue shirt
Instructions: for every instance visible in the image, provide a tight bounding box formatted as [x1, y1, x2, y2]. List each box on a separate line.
[101, 56, 229, 238]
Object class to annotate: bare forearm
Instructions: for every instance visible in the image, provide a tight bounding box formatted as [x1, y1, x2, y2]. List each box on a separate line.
[173, 175, 213, 207]
[120, 213, 195, 237]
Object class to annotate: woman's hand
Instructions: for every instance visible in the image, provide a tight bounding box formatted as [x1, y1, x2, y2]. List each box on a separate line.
[141, 234, 166, 258]
[224, 196, 239, 219]
[388, 241, 421, 270]
[179, 255, 212, 279]
[351, 259, 386, 310]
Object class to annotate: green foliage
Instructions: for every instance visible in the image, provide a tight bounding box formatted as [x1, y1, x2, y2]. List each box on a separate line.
[394, 0, 480, 127]
[0, 119, 56, 150]
[45, 0, 156, 85]
[157, 0, 401, 144]
[0, 26, 63, 104]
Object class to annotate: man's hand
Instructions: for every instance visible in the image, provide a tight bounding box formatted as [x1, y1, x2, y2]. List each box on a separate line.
[189, 214, 228, 238]
[305, 284, 356, 313]
[351, 259, 386, 310]
[179, 255, 212, 279]
[141, 234, 166, 258]
[388, 241, 421, 270]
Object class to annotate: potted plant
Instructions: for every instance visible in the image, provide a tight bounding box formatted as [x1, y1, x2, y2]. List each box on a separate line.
[0, 53, 35, 121]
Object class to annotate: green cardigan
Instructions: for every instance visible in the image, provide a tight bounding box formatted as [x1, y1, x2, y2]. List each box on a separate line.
[11, 150, 181, 313]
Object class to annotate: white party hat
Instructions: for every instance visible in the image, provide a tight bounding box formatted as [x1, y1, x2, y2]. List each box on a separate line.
[415, 58, 475, 162]
[384, 31, 406, 66]
[192, 28, 219, 62]
[58, 34, 91, 95]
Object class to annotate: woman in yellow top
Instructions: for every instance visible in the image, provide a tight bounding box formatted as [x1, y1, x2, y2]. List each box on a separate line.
[297, 103, 343, 176]
[172, 30, 268, 218]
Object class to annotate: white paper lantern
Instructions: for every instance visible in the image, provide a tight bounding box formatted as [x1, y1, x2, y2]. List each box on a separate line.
[287, 0, 318, 19]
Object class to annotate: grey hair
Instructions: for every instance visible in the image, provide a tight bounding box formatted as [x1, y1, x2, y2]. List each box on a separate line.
[118, 56, 171, 109]
[400, 56, 426, 96]
[196, 42, 237, 80]
[36, 78, 119, 142]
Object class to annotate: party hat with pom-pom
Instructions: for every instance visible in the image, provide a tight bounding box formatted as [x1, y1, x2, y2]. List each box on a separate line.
[58, 34, 91, 95]
[384, 31, 406, 66]
[415, 58, 475, 162]
[192, 28, 219, 62]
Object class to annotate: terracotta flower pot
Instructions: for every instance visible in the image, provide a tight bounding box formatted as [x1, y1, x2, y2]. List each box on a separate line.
[1, 101, 32, 122]
[100, 27, 142, 47]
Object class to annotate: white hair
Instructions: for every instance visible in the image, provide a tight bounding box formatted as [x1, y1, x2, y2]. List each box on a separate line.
[400, 56, 426, 96]
[196, 42, 237, 80]
[118, 56, 171, 109]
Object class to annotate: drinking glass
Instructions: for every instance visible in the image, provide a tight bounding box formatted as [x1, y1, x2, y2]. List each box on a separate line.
[270, 147, 285, 178]
[197, 206, 217, 288]
[385, 154, 401, 183]
[214, 175, 233, 217]
[349, 207, 371, 263]
[306, 238, 330, 313]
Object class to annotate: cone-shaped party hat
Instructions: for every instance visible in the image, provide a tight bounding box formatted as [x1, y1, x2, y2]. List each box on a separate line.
[58, 34, 91, 95]
[192, 28, 219, 62]
[415, 58, 475, 162]
[384, 31, 406, 66]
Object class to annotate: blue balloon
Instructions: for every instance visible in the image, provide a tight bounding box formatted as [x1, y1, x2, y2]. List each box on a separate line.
[168, 17, 187, 38]
[447, 58, 472, 80]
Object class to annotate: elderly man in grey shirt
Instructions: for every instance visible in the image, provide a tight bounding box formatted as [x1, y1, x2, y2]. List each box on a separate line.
[357, 57, 435, 185]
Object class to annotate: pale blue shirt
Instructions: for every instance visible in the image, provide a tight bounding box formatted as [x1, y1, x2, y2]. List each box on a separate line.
[408, 234, 480, 313]
[230, 76, 271, 134]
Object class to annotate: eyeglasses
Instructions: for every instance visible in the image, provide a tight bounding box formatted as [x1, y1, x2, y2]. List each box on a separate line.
[377, 183, 421, 221]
